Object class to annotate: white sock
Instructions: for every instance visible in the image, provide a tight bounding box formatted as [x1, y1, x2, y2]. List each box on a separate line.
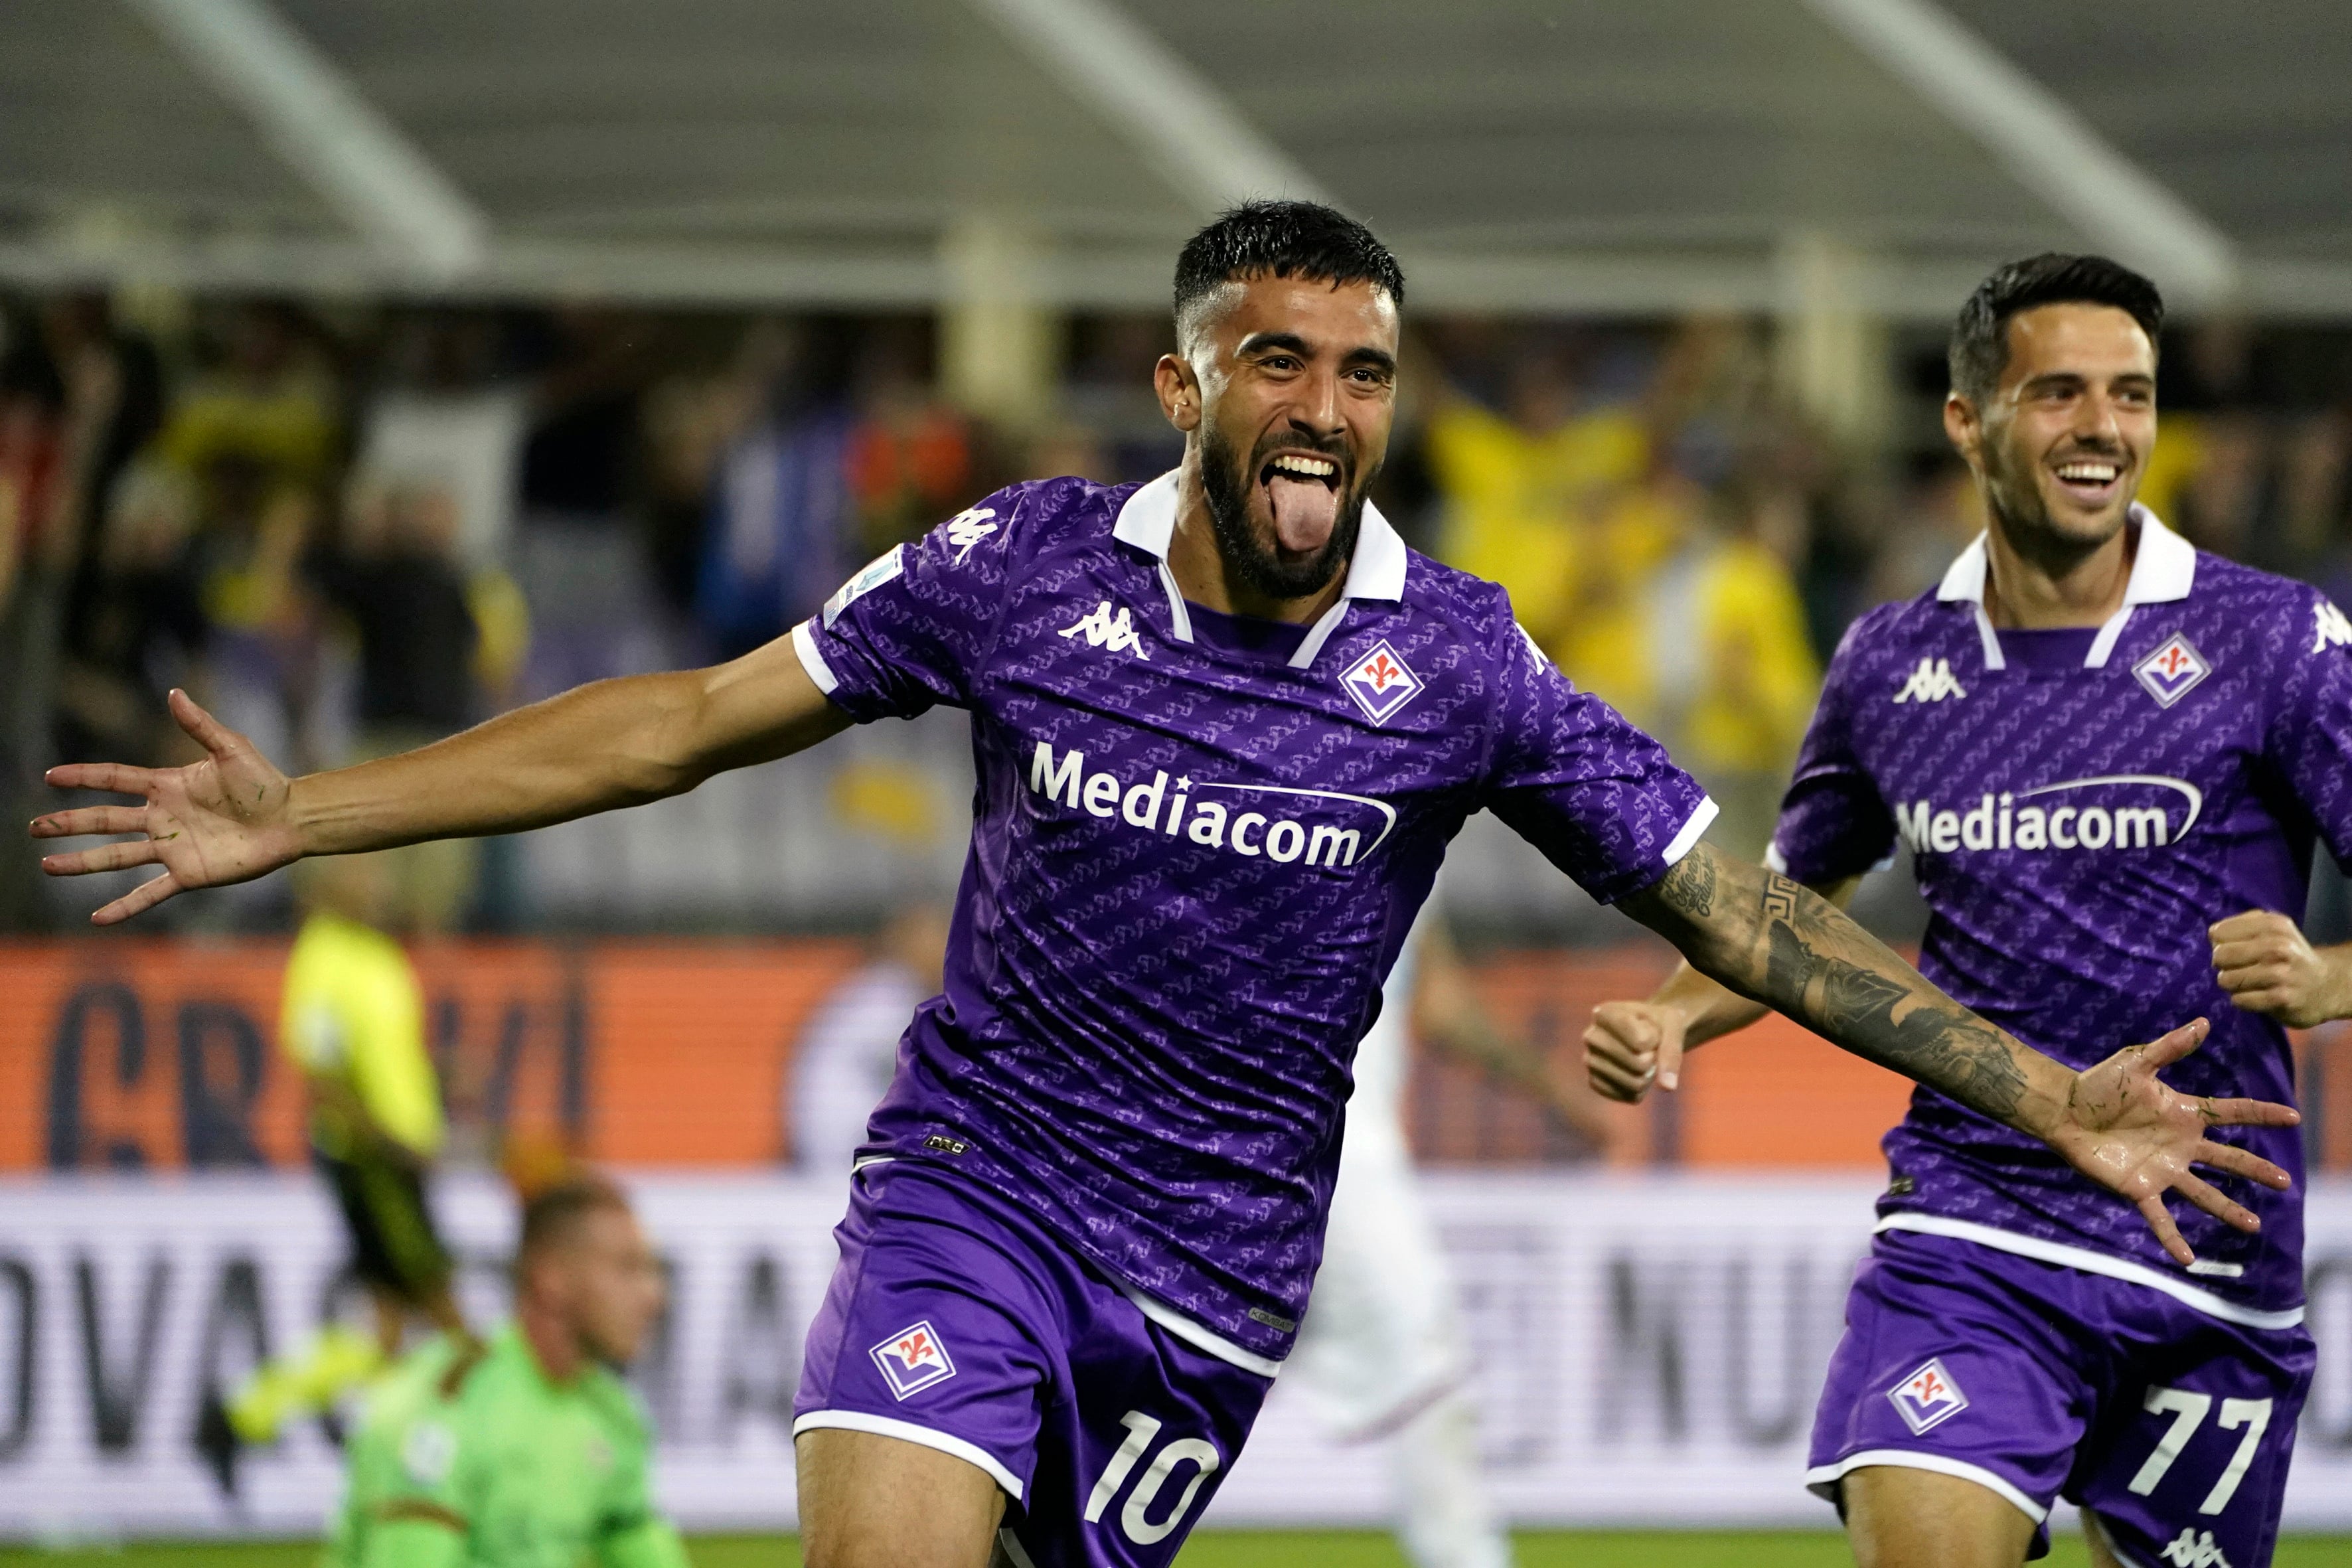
[1392, 1389, 1512, 1568]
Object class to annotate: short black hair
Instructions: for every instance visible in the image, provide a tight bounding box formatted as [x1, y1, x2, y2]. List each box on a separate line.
[1172, 200, 1405, 344]
[516, 1172, 630, 1265]
[1948, 253, 2164, 405]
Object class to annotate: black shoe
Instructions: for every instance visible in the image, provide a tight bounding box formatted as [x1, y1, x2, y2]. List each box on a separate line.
[194, 1391, 242, 1499]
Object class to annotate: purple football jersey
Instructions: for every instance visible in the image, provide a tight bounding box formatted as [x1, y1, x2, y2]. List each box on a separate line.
[1772, 510, 2352, 1316]
[793, 472, 1713, 1360]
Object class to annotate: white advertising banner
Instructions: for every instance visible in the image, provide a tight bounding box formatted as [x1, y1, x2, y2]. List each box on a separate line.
[1, 1172, 2348, 1538]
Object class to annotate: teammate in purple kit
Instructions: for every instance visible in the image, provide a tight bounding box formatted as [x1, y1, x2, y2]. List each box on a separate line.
[34, 212, 2297, 1568]
[1587, 254, 2352, 1568]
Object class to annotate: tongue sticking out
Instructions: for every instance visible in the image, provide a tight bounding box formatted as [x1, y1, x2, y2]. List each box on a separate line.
[1266, 475, 1340, 553]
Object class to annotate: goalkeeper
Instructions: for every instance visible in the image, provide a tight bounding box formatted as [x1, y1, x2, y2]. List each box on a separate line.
[327, 1173, 682, 1568]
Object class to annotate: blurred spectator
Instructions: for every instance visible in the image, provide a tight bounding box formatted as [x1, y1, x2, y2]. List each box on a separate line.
[356, 309, 525, 571]
[313, 474, 524, 932]
[1648, 478, 1822, 856]
[517, 305, 660, 529]
[511, 307, 672, 699]
[789, 903, 950, 1174]
[690, 319, 857, 659]
[844, 320, 971, 554]
[51, 460, 208, 766]
[1423, 339, 1652, 668]
[157, 300, 340, 508]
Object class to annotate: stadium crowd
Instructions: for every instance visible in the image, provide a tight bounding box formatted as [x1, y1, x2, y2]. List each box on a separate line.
[3, 291, 2349, 934]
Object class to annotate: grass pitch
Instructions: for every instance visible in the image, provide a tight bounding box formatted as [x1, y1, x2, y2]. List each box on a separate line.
[5, 1533, 2351, 1567]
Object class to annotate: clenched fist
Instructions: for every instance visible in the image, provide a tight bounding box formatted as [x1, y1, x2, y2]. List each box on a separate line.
[1585, 1000, 1691, 1103]
[2210, 909, 2352, 1029]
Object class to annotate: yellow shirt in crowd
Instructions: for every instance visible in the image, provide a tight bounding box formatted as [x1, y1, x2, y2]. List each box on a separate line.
[1424, 398, 1652, 649]
[281, 911, 443, 1162]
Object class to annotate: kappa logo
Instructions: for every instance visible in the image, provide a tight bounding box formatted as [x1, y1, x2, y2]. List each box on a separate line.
[2314, 599, 2352, 655]
[1887, 1357, 1968, 1435]
[2159, 1529, 2233, 1568]
[1341, 639, 1424, 724]
[1059, 600, 1150, 660]
[1891, 657, 1966, 704]
[2134, 632, 2212, 708]
[944, 506, 998, 564]
[870, 1320, 957, 1400]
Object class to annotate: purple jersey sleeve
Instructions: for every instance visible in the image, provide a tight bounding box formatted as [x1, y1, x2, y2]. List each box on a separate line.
[1480, 621, 1715, 903]
[1770, 615, 1898, 884]
[2266, 588, 2352, 866]
[791, 490, 1026, 722]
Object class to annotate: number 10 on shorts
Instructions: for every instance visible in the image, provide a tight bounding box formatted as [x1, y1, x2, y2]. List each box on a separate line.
[1084, 1411, 1223, 1547]
[2129, 1385, 2274, 1516]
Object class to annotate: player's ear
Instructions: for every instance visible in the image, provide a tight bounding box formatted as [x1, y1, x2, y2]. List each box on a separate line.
[1155, 353, 1203, 433]
[1942, 390, 1981, 464]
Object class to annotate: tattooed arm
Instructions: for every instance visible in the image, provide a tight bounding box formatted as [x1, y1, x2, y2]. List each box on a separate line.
[1620, 844, 2045, 1123]
[1586, 870, 1861, 1101]
[1617, 842, 2302, 1263]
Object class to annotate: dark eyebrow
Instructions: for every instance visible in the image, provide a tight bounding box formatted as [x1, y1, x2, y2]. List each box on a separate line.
[1237, 331, 1312, 358]
[1235, 331, 1395, 376]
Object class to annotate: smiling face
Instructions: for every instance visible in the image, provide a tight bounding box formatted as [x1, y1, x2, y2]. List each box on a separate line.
[1157, 273, 1399, 602]
[1946, 301, 2156, 555]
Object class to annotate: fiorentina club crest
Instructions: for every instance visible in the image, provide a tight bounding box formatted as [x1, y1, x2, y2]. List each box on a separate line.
[1887, 1357, 1969, 1435]
[1341, 639, 1424, 724]
[2133, 631, 2212, 708]
[870, 1320, 957, 1400]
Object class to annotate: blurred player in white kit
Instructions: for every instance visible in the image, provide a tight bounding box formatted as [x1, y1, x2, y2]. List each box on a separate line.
[1291, 901, 1603, 1568]
[789, 903, 950, 1174]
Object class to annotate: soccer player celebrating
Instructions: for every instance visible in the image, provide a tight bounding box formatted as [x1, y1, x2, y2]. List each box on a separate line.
[325, 1174, 680, 1568]
[1586, 254, 2347, 1568]
[35, 210, 2294, 1568]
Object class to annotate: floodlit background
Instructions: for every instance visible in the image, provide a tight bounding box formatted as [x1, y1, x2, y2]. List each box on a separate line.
[1, 1, 2351, 1561]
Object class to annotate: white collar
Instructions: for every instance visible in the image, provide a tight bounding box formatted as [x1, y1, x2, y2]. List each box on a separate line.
[1934, 505, 2195, 670]
[1110, 469, 1409, 603]
[1936, 505, 2195, 606]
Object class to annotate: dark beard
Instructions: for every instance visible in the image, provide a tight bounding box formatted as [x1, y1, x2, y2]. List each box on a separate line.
[1200, 420, 1366, 601]
[1981, 429, 2129, 573]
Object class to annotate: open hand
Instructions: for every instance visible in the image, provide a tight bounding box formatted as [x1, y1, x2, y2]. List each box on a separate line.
[1585, 1000, 1691, 1101]
[2211, 909, 2351, 1028]
[31, 689, 303, 924]
[2040, 1018, 2300, 1265]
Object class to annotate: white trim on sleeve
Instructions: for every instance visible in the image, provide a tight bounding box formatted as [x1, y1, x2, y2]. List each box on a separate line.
[791, 619, 839, 695]
[791, 1410, 1025, 1500]
[1804, 1449, 2048, 1525]
[1660, 797, 1719, 867]
[1874, 1214, 2304, 1330]
[1121, 1289, 1285, 1379]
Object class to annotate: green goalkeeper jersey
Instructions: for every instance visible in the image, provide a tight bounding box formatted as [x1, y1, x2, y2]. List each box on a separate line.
[327, 1325, 687, 1568]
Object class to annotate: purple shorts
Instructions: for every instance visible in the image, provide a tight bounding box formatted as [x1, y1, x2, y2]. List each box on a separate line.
[793, 1161, 1276, 1568]
[1808, 1228, 2313, 1566]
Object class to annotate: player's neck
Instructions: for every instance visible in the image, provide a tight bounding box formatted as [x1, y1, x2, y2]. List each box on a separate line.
[1980, 510, 2136, 631]
[1166, 465, 1348, 625]
[518, 1302, 586, 1384]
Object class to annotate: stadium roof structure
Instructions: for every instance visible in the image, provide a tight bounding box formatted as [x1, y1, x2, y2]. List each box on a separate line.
[4, 0, 2350, 319]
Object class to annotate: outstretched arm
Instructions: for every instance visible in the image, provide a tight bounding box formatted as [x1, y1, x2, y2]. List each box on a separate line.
[1618, 842, 2300, 1263]
[35, 634, 848, 924]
